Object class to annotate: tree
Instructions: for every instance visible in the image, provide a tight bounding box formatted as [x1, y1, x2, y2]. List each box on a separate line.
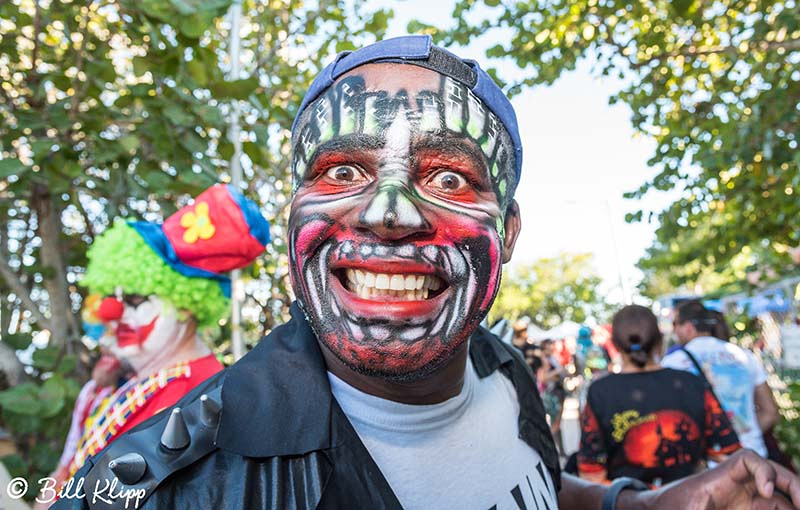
[0, 0, 391, 496]
[490, 252, 611, 328]
[416, 0, 799, 292]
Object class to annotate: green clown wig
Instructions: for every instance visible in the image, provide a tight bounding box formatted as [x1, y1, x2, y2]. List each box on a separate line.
[82, 221, 229, 328]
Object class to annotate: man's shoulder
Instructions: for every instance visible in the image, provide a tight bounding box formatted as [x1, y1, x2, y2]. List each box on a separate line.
[692, 337, 753, 364]
[661, 348, 691, 368]
[61, 310, 333, 510]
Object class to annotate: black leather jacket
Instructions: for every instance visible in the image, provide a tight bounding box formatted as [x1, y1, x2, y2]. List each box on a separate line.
[52, 303, 559, 510]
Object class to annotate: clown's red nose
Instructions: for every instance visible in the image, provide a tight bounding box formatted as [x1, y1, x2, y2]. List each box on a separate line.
[96, 297, 124, 322]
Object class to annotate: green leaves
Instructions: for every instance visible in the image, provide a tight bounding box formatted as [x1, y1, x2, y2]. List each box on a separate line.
[179, 12, 217, 38]
[31, 346, 60, 371]
[163, 104, 195, 126]
[0, 384, 41, 415]
[132, 56, 150, 77]
[490, 253, 611, 327]
[38, 376, 67, 418]
[440, 0, 800, 295]
[0, 158, 28, 179]
[0, 375, 71, 420]
[186, 58, 208, 86]
[2, 333, 33, 350]
[774, 380, 800, 468]
[365, 9, 393, 34]
[0, 371, 78, 500]
[210, 76, 260, 100]
[119, 135, 140, 153]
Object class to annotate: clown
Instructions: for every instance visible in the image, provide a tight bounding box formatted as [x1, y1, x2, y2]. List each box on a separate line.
[63, 184, 269, 477]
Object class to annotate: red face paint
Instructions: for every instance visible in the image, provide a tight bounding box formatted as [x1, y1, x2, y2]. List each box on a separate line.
[288, 68, 511, 380]
[115, 316, 159, 348]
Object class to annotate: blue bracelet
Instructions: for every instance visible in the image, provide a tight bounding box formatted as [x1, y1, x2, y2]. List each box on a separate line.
[601, 477, 649, 510]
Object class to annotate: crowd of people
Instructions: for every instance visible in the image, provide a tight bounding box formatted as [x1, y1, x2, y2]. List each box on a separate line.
[512, 299, 793, 493]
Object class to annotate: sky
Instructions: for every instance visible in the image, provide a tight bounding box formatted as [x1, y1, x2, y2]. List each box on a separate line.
[375, 0, 676, 304]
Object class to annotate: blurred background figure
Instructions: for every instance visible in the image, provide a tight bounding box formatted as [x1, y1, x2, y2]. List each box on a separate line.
[575, 326, 593, 377]
[709, 310, 732, 342]
[35, 349, 131, 508]
[662, 300, 778, 459]
[540, 339, 567, 456]
[62, 184, 270, 478]
[511, 318, 531, 352]
[35, 294, 133, 505]
[578, 305, 740, 486]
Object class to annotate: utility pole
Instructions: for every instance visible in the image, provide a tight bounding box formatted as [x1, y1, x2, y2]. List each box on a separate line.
[227, 0, 245, 361]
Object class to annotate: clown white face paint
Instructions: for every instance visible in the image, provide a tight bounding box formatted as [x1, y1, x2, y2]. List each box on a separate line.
[289, 64, 517, 381]
[108, 296, 187, 373]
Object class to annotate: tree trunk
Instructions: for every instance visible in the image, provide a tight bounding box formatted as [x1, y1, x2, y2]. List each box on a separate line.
[31, 183, 79, 352]
[0, 342, 26, 389]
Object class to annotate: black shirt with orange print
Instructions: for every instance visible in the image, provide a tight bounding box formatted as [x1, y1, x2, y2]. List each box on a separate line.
[578, 368, 740, 485]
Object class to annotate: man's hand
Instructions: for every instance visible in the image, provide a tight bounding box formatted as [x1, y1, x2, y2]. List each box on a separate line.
[630, 449, 800, 510]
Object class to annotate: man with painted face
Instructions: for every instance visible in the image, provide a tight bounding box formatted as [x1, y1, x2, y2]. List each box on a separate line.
[53, 36, 800, 510]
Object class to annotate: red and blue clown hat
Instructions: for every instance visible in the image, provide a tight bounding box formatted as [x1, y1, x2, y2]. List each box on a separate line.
[129, 184, 270, 297]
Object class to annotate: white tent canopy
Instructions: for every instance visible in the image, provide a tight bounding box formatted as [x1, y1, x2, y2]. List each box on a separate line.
[526, 323, 548, 341]
[533, 320, 582, 341]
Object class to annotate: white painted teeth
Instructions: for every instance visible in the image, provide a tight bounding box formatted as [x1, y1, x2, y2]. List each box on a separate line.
[343, 269, 444, 300]
[390, 275, 405, 291]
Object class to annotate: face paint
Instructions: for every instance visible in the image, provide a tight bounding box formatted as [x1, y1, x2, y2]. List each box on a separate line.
[292, 74, 516, 216]
[289, 65, 515, 381]
[107, 296, 187, 373]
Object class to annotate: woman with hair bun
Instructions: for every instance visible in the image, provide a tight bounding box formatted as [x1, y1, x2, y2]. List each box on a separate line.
[577, 305, 741, 486]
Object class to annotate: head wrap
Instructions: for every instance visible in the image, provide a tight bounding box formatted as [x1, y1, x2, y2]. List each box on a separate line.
[292, 35, 523, 183]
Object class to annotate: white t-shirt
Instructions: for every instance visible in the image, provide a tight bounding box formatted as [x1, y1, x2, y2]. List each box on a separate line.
[328, 359, 559, 510]
[661, 336, 768, 457]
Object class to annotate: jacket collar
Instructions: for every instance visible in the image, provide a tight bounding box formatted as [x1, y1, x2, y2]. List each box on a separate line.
[216, 302, 335, 457]
[469, 323, 514, 377]
[216, 302, 513, 458]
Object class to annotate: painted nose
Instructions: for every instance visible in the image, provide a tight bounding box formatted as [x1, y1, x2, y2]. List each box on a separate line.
[358, 182, 432, 239]
[96, 296, 124, 322]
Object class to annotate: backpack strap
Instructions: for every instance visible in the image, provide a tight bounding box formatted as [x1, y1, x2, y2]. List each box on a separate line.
[678, 345, 736, 433]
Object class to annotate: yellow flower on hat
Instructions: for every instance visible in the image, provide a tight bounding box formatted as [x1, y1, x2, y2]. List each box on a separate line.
[180, 201, 216, 243]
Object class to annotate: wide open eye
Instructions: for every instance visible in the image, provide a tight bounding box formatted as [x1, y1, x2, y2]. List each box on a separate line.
[323, 165, 369, 185]
[425, 170, 469, 193]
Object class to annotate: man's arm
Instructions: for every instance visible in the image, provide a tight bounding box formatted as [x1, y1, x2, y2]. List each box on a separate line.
[558, 474, 610, 510]
[754, 382, 780, 433]
[559, 449, 800, 510]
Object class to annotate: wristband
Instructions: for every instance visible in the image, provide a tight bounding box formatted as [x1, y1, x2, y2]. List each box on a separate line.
[601, 477, 649, 510]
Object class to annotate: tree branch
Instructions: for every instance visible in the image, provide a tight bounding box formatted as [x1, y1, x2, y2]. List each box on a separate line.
[633, 38, 800, 69]
[30, 0, 42, 72]
[600, 26, 637, 68]
[69, 5, 92, 120]
[0, 251, 52, 330]
[73, 192, 96, 240]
